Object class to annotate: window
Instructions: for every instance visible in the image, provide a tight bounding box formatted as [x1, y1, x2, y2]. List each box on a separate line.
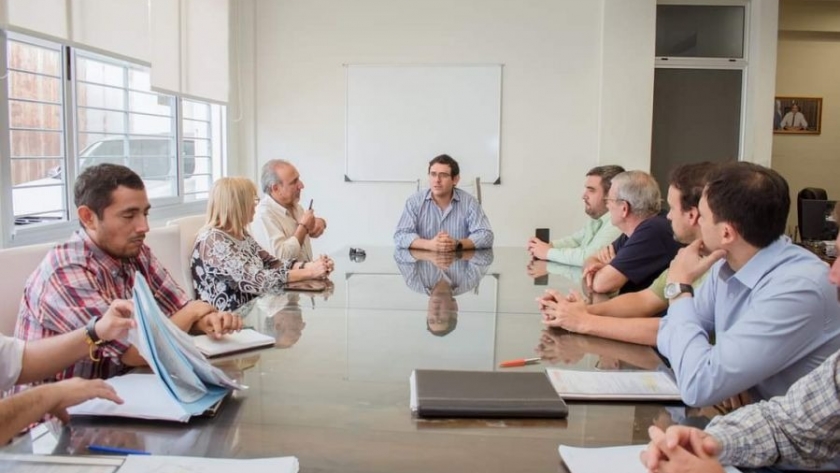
[1, 33, 227, 245]
[75, 51, 179, 201]
[651, 1, 748, 201]
[656, 5, 746, 59]
[182, 99, 226, 201]
[6, 36, 67, 226]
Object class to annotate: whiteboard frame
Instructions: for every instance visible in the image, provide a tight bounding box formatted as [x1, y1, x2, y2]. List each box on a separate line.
[343, 63, 503, 185]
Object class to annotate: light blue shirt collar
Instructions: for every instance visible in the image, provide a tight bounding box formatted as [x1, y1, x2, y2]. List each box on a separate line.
[718, 236, 790, 289]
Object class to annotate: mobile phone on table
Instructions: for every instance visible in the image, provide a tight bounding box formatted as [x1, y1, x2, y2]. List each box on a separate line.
[534, 228, 550, 286]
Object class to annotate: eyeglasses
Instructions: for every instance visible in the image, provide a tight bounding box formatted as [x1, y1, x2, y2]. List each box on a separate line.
[253, 197, 261, 205]
[603, 198, 626, 205]
[429, 171, 452, 180]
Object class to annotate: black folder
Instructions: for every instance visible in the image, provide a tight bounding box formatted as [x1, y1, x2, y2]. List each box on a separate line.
[409, 369, 568, 419]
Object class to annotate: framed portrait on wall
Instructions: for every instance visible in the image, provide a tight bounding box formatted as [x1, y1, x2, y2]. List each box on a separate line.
[774, 96, 822, 134]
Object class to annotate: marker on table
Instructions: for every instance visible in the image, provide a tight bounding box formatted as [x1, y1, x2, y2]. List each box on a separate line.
[499, 357, 541, 368]
[88, 444, 151, 456]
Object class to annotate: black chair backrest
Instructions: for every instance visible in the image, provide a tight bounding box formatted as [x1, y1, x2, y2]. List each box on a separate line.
[798, 187, 829, 241]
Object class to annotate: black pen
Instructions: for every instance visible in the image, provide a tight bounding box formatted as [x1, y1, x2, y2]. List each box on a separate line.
[308, 199, 313, 210]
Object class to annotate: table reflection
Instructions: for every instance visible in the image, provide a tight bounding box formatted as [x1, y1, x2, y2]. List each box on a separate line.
[534, 329, 665, 371]
[395, 248, 493, 336]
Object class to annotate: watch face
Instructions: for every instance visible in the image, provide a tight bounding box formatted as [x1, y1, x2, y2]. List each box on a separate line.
[664, 283, 679, 299]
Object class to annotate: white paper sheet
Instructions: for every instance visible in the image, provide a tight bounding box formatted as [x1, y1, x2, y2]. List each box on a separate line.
[546, 369, 681, 401]
[116, 455, 299, 473]
[68, 374, 191, 422]
[558, 445, 741, 473]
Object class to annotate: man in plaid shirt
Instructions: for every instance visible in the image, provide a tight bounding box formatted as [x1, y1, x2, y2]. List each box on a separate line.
[642, 208, 840, 472]
[15, 164, 242, 383]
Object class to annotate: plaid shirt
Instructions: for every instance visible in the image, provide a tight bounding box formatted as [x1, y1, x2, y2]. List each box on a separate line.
[15, 229, 190, 381]
[707, 349, 840, 469]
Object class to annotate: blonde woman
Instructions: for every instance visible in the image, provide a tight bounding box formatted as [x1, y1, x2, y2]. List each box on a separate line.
[191, 177, 332, 311]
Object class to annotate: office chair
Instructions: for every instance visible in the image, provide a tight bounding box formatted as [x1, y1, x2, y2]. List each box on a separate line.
[797, 187, 828, 242]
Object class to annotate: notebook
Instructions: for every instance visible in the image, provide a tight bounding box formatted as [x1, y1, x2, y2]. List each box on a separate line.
[546, 368, 681, 401]
[192, 329, 276, 357]
[409, 369, 568, 419]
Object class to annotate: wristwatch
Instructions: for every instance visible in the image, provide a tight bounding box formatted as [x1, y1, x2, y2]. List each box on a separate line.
[85, 316, 105, 362]
[664, 282, 694, 300]
[86, 316, 104, 345]
[455, 241, 464, 252]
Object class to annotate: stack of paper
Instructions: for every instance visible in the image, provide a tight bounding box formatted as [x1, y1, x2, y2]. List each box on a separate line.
[69, 273, 242, 422]
[558, 445, 741, 473]
[546, 368, 681, 401]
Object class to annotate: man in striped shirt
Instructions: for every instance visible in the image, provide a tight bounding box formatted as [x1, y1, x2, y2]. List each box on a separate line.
[394, 154, 494, 252]
[15, 164, 242, 383]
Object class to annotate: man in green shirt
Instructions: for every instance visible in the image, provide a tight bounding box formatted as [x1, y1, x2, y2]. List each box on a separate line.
[538, 162, 718, 346]
[527, 165, 625, 266]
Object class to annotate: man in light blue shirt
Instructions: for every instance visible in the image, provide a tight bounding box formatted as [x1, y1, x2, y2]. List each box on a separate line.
[394, 154, 493, 251]
[658, 162, 840, 407]
[527, 165, 624, 266]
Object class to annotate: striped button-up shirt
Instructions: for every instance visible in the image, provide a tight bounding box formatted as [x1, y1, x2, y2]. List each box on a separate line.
[394, 188, 493, 249]
[707, 349, 840, 469]
[15, 230, 190, 381]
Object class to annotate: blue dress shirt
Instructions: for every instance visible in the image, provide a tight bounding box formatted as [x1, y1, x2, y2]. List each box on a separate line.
[657, 236, 840, 407]
[393, 188, 494, 249]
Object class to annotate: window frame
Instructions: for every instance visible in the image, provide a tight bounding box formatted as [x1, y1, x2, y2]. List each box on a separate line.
[655, 0, 750, 68]
[0, 32, 225, 248]
[654, 0, 750, 162]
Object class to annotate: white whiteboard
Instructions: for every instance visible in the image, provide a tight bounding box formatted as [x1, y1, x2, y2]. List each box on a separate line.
[345, 64, 502, 183]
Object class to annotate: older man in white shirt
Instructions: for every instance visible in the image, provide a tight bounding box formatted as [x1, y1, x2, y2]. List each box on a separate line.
[251, 160, 327, 262]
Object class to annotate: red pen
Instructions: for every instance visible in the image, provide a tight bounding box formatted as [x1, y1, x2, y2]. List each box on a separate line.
[499, 357, 541, 368]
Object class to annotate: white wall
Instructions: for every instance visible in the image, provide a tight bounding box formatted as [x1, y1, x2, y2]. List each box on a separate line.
[599, 0, 656, 171]
[744, 0, 780, 167]
[773, 0, 840, 230]
[228, 0, 777, 255]
[229, 0, 657, 255]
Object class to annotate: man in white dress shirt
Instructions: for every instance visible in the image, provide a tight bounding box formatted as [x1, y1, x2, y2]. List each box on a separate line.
[252, 159, 328, 262]
[780, 103, 808, 131]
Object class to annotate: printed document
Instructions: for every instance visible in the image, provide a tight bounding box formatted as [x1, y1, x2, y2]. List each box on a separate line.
[546, 369, 681, 401]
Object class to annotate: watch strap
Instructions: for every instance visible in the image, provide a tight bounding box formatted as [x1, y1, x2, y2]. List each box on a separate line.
[668, 283, 694, 299]
[86, 316, 104, 346]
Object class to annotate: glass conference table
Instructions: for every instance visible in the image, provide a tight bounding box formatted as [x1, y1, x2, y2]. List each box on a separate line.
[3, 247, 691, 473]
